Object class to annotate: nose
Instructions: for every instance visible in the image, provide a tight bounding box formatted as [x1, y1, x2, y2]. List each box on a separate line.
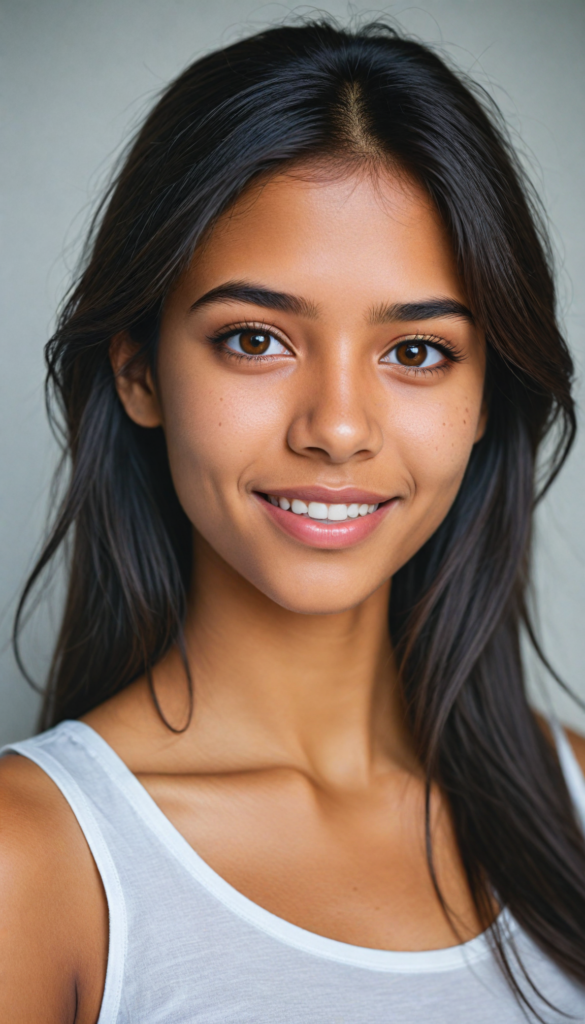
[286, 346, 383, 464]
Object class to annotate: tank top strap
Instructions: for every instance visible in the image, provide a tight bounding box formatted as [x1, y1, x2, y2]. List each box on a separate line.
[1, 723, 127, 1024]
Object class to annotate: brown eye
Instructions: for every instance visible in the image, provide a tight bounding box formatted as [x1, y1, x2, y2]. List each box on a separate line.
[396, 341, 427, 366]
[382, 339, 445, 370]
[239, 330, 271, 355]
[224, 329, 288, 357]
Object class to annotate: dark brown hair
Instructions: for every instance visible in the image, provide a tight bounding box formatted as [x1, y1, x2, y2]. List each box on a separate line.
[15, 20, 585, 1016]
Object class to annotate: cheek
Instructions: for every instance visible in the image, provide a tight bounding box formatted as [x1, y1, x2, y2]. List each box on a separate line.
[390, 386, 482, 502]
[157, 354, 286, 518]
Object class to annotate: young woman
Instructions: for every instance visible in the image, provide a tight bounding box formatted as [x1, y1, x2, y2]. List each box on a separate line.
[2, 19, 585, 1024]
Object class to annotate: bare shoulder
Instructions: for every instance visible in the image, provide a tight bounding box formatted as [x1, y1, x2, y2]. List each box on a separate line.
[533, 710, 585, 776]
[0, 747, 73, 838]
[564, 727, 585, 775]
[0, 752, 108, 1023]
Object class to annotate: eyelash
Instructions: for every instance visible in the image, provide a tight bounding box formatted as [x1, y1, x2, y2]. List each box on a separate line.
[206, 322, 290, 362]
[383, 334, 463, 376]
[207, 323, 463, 371]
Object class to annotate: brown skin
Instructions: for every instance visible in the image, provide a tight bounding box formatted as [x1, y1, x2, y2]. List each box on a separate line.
[1, 164, 583, 1022]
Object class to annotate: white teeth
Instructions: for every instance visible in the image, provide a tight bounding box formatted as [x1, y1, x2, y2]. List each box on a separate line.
[308, 502, 328, 519]
[291, 499, 308, 515]
[267, 495, 381, 520]
[327, 504, 348, 521]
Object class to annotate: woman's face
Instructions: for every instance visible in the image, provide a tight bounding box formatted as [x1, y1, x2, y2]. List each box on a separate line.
[124, 165, 486, 614]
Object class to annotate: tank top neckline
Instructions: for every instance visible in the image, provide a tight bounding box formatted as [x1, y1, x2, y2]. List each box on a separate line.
[57, 718, 517, 974]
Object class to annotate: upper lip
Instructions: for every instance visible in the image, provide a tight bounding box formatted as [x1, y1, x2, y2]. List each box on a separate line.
[256, 487, 392, 504]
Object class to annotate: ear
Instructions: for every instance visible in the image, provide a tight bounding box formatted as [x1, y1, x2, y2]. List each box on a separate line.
[474, 397, 488, 444]
[109, 331, 163, 428]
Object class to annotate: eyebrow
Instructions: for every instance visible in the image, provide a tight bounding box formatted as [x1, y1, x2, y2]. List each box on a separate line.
[188, 281, 474, 327]
[368, 299, 475, 325]
[188, 281, 319, 319]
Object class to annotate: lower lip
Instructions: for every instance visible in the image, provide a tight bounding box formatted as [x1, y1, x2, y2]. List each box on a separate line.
[257, 495, 396, 549]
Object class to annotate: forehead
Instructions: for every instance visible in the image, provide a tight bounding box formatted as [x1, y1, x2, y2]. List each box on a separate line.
[182, 163, 466, 310]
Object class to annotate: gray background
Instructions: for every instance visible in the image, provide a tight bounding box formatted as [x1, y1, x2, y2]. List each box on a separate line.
[1, 0, 584, 745]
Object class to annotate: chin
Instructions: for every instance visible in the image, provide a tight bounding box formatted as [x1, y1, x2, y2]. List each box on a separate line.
[250, 570, 386, 617]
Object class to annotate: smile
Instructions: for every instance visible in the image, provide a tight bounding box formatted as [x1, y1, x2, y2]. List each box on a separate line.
[265, 495, 379, 523]
[256, 491, 395, 549]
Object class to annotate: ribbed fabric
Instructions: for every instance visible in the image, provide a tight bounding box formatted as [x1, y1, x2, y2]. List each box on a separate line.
[4, 719, 585, 1023]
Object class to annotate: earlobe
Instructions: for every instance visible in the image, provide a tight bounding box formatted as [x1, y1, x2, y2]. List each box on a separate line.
[109, 331, 163, 428]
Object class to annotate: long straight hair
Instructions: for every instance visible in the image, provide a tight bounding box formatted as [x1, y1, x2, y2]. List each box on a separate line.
[14, 19, 585, 1013]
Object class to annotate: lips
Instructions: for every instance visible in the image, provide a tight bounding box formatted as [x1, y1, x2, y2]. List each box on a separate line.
[255, 490, 396, 549]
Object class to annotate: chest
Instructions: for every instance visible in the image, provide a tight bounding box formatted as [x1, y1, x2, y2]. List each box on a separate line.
[138, 766, 482, 950]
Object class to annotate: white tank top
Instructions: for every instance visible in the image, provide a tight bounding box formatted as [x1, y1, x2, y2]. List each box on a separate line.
[4, 719, 585, 1023]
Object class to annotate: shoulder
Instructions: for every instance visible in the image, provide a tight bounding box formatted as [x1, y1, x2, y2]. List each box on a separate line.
[564, 727, 585, 775]
[533, 711, 585, 775]
[0, 751, 107, 1022]
[0, 744, 74, 833]
[0, 752, 78, 895]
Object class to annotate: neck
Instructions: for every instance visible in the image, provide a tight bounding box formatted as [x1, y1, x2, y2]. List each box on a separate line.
[143, 535, 414, 786]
